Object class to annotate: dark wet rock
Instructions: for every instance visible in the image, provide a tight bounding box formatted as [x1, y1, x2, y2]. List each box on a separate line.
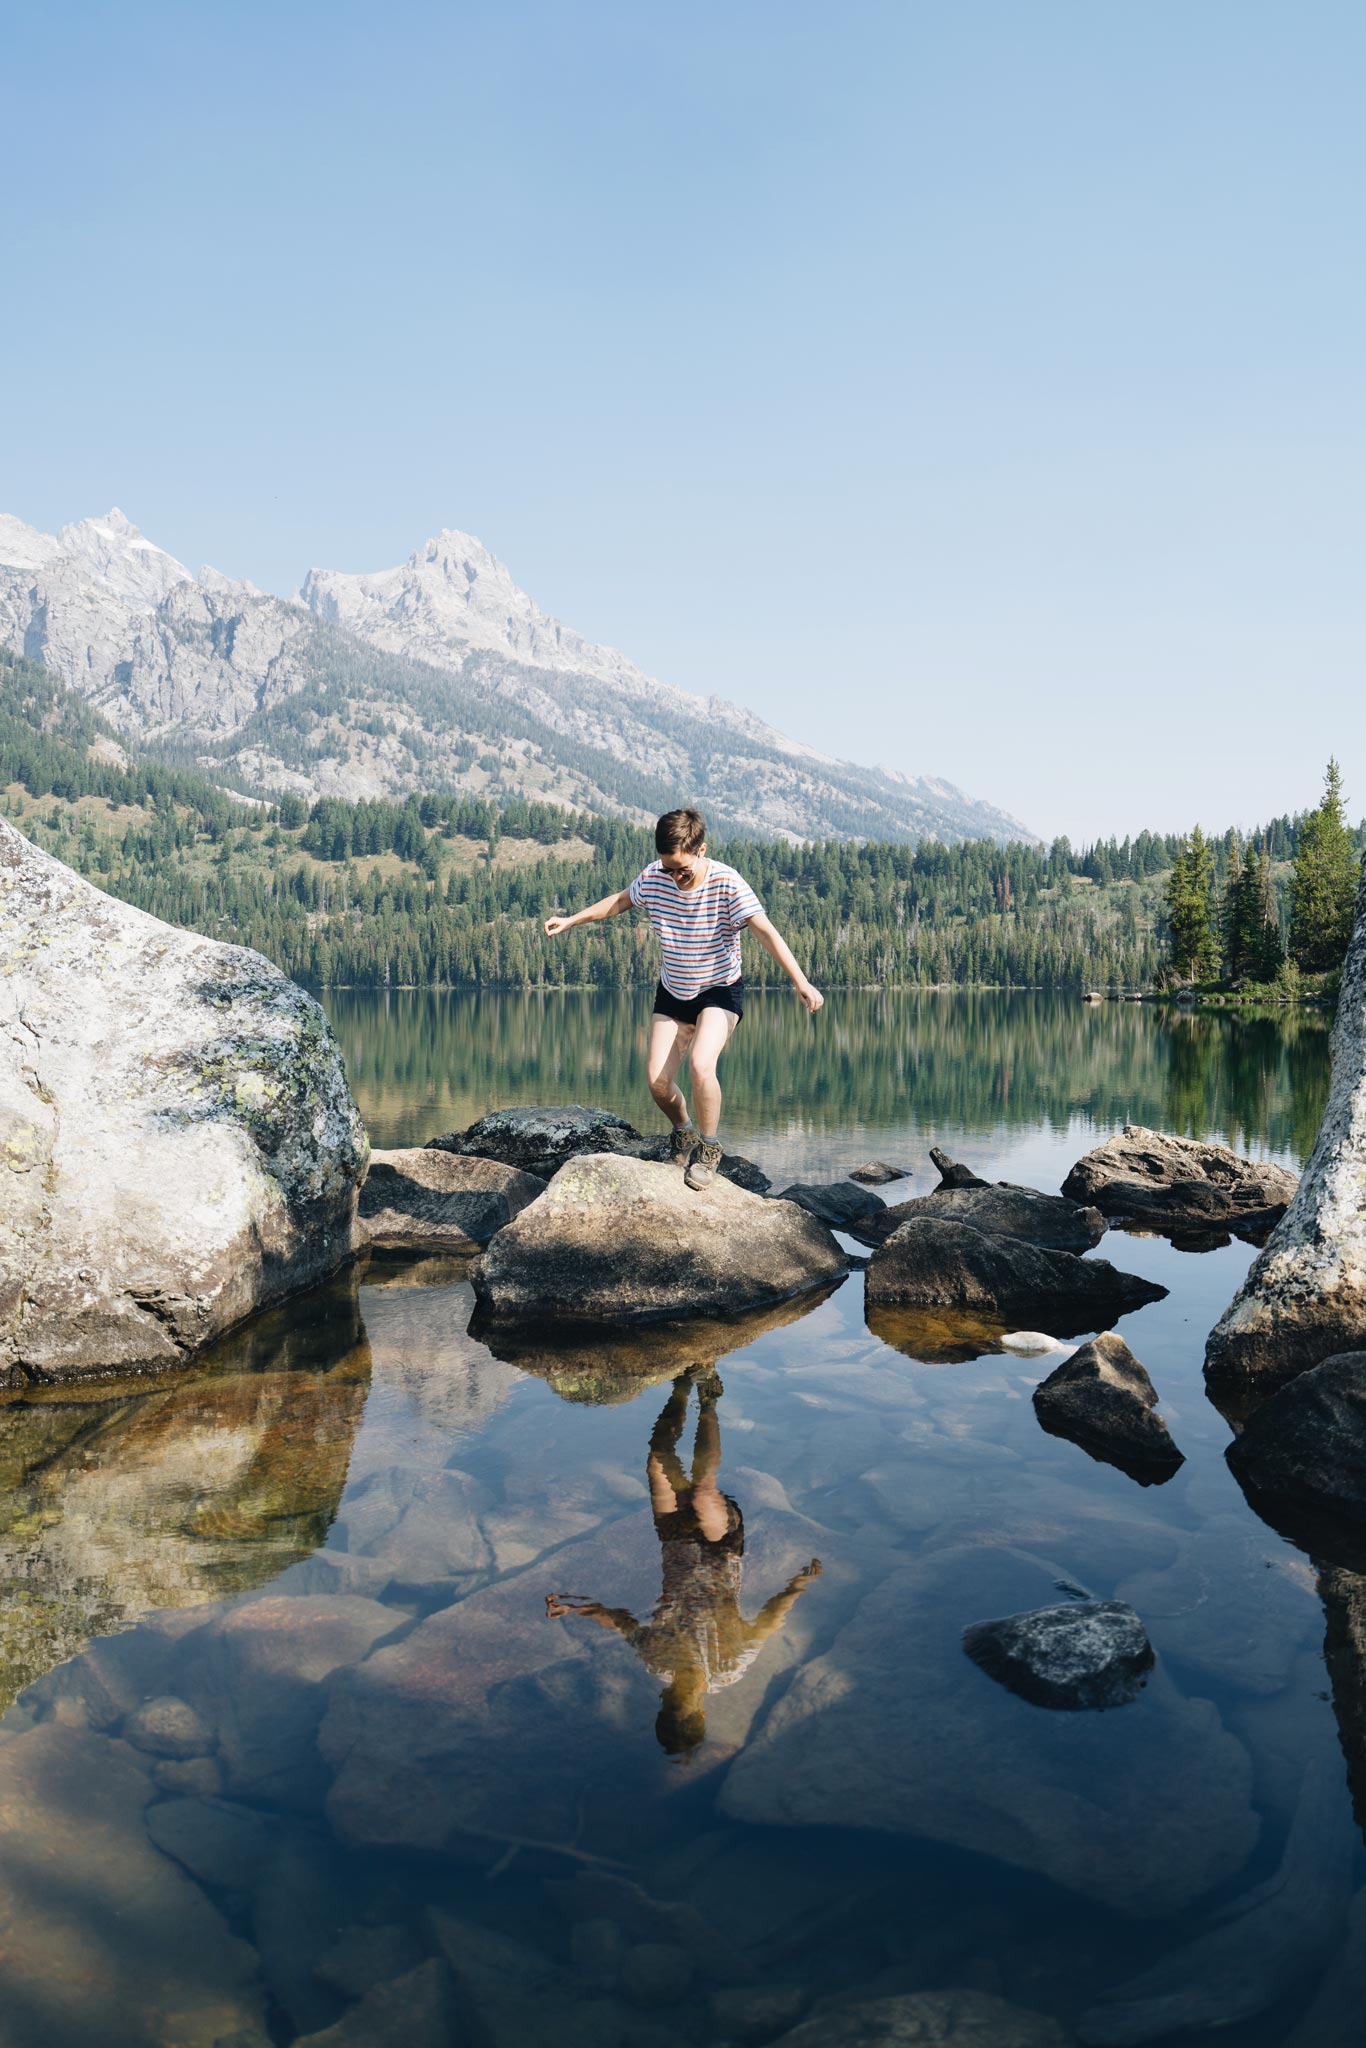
[1032, 1333, 1184, 1482]
[292, 1959, 457, 2048]
[358, 1147, 545, 1251]
[1320, 1566, 1366, 1838]
[471, 1154, 846, 1325]
[619, 1941, 694, 2008]
[709, 1984, 809, 2043]
[929, 1146, 991, 1189]
[1225, 1352, 1366, 1563]
[251, 1829, 352, 2037]
[175, 1592, 402, 1807]
[1284, 1884, 1366, 2047]
[546, 1868, 758, 1988]
[145, 1794, 274, 1890]
[1207, 870, 1366, 1383]
[850, 1160, 909, 1186]
[865, 1219, 1166, 1337]
[0, 1722, 265, 2045]
[124, 1692, 215, 1758]
[427, 1102, 643, 1177]
[869, 1184, 1105, 1253]
[154, 1752, 224, 1797]
[962, 1600, 1154, 1710]
[720, 1544, 1258, 1918]
[773, 1180, 888, 1234]
[0, 819, 367, 1388]
[774, 1990, 1070, 2046]
[1116, 1519, 1317, 1699]
[313, 1923, 426, 2001]
[1077, 1758, 1355, 2045]
[1062, 1123, 1297, 1243]
[477, 1286, 840, 1403]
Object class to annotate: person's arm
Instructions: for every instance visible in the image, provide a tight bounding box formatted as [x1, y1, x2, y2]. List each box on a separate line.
[746, 1558, 823, 1644]
[543, 887, 631, 938]
[545, 1595, 638, 1635]
[746, 911, 824, 1013]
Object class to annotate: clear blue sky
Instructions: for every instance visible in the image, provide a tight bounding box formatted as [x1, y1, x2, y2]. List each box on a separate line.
[6, 1, 1363, 843]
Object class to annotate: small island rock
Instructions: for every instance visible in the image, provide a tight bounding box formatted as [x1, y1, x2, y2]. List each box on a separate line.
[1225, 1350, 1366, 1551]
[774, 1181, 888, 1235]
[1063, 1124, 1297, 1241]
[471, 1154, 846, 1324]
[963, 1599, 1155, 1711]
[869, 1182, 1105, 1253]
[0, 821, 366, 1386]
[849, 1160, 909, 1186]
[865, 1219, 1166, 1337]
[1033, 1332, 1184, 1481]
[929, 1145, 991, 1189]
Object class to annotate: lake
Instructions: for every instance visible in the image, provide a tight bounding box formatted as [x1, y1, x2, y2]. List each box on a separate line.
[0, 989, 1358, 2048]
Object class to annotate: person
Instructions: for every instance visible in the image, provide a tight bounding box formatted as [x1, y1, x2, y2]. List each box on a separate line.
[545, 1371, 822, 1757]
[542, 806, 823, 1189]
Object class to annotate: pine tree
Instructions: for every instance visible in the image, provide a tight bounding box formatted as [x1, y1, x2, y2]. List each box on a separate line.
[1290, 759, 1359, 972]
[1246, 845, 1285, 981]
[1221, 833, 1245, 979]
[1166, 827, 1218, 979]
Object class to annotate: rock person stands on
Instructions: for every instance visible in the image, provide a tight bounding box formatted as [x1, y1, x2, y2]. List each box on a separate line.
[543, 807, 823, 1189]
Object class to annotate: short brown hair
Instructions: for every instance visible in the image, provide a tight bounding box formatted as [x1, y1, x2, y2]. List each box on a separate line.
[655, 808, 707, 855]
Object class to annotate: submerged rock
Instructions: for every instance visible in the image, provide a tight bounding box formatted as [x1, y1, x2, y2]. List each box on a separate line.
[292, 1959, 457, 2048]
[720, 1544, 1258, 1918]
[776, 1991, 1070, 2047]
[1032, 1333, 1184, 1483]
[0, 820, 367, 1386]
[774, 1180, 888, 1236]
[1283, 1885, 1366, 2048]
[865, 1219, 1166, 1337]
[358, 1148, 544, 1251]
[471, 1154, 846, 1325]
[868, 1183, 1105, 1253]
[962, 1599, 1154, 1711]
[1206, 870, 1366, 1384]
[1077, 1759, 1356, 2045]
[1062, 1124, 1297, 1243]
[1225, 1352, 1366, 1562]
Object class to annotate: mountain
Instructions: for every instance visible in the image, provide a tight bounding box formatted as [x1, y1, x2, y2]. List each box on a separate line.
[0, 509, 1033, 844]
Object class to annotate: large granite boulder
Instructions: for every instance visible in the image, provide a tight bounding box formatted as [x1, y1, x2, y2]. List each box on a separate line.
[470, 1154, 846, 1325]
[1063, 1124, 1298, 1243]
[0, 821, 367, 1385]
[1224, 1351, 1366, 1563]
[357, 1149, 544, 1252]
[1206, 866, 1366, 1386]
[720, 1544, 1259, 1918]
[865, 1220, 1166, 1338]
[1032, 1332, 1184, 1483]
[428, 1103, 772, 1192]
[867, 1183, 1105, 1253]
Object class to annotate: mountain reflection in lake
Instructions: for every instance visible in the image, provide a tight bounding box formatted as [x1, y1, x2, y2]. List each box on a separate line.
[0, 991, 1359, 2048]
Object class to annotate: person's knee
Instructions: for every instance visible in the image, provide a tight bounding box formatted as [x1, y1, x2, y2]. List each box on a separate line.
[690, 1054, 719, 1089]
[647, 1067, 677, 1101]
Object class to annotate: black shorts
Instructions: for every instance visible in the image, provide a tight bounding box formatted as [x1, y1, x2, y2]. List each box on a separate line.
[651, 977, 745, 1027]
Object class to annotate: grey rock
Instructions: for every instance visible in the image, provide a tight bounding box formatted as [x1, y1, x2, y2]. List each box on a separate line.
[869, 1184, 1105, 1253]
[618, 1942, 694, 2008]
[154, 1753, 224, 1797]
[849, 1160, 909, 1186]
[1225, 1351, 1366, 1560]
[865, 1219, 1166, 1337]
[709, 1984, 808, 2043]
[1078, 1758, 1356, 2044]
[773, 1990, 1070, 2046]
[774, 1180, 888, 1234]
[145, 1795, 274, 1890]
[720, 1545, 1259, 1918]
[1207, 868, 1366, 1384]
[1063, 1123, 1298, 1242]
[962, 1600, 1154, 1710]
[124, 1693, 215, 1759]
[426, 1103, 645, 1179]
[292, 1959, 457, 2048]
[358, 1147, 544, 1250]
[929, 1146, 991, 1189]
[471, 1154, 846, 1325]
[1032, 1332, 1184, 1481]
[0, 820, 367, 1386]
[313, 1923, 426, 2001]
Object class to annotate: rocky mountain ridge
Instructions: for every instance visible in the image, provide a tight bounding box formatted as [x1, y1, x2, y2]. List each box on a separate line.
[0, 508, 1033, 844]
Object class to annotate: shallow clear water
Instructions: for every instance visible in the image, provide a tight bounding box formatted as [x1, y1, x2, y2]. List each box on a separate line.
[0, 990, 1359, 2048]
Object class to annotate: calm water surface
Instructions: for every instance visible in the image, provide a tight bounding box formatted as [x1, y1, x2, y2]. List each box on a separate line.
[0, 991, 1359, 2048]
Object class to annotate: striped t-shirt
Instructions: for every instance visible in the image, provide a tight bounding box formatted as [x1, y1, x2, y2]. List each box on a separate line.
[629, 859, 764, 999]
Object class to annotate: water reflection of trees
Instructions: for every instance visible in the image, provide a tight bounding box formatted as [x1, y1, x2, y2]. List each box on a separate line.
[328, 989, 1330, 1163]
[0, 1271, 371, 1715]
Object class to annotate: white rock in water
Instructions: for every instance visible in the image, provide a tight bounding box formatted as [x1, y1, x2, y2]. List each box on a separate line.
[1206, 859, 1366, 1389]
[998, 1330, 1071, 1355]
[0, 820, 367, 1384]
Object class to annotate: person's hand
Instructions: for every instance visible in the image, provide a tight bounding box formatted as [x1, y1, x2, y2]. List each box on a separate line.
[796, 981, 824, 1014]
[543, 916, 571, 937]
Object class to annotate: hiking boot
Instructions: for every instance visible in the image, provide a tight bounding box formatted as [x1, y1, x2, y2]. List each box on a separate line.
[685, 1138, 723, 1191]
[669, 1126, 698, 1168]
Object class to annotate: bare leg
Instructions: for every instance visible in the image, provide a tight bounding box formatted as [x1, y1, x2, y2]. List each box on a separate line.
[646, 1015, 695, 1129]
[687, 1006, 738, 1139]
[690, 1398, 730, 1542]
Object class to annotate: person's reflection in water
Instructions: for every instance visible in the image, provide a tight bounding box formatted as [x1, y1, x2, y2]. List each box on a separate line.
[546, 1370, 821, 1757]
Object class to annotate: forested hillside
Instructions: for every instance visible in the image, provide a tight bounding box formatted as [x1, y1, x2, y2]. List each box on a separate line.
[3, 647, 1358, 995]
